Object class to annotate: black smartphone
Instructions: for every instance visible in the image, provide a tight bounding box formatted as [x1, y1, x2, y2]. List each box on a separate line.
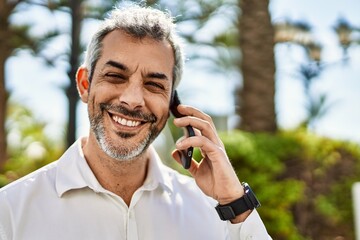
[170, 90, 195, 169]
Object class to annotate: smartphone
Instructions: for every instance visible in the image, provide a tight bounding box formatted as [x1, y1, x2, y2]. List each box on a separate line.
[170, 91, 195, 169]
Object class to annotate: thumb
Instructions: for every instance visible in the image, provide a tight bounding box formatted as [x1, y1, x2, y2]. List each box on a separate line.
[171, 149, 199, 175]
[171, 149, 183, 166]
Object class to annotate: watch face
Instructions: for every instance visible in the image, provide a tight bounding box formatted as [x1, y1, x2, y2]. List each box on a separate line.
[243, 182, 261, 208]
[248, 193, 261, 208]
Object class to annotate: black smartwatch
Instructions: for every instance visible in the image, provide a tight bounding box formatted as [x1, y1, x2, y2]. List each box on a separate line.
[215, 182, 261, 221]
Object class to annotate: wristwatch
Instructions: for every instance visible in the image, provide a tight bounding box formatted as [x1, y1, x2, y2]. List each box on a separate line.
[215, 182, 261, 221]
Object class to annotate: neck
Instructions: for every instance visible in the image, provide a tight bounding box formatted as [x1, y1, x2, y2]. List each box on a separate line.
[81, 137, 149, 206]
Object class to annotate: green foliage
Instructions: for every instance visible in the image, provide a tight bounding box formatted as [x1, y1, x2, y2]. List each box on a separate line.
[217, 130, 304, 239]
[217, 129, 360, 239]
[0, 102, 65, 188]
[284, 128, 359, 239]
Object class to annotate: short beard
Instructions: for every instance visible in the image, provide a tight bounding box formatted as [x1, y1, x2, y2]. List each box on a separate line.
[89, 103, 162, 161]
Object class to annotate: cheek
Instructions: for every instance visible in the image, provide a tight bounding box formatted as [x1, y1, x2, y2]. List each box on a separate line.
[87, 88, 106, 116]
[89, 85, 115, 104]
[146, 96, 170, 122]
[86, 94, 97, 121]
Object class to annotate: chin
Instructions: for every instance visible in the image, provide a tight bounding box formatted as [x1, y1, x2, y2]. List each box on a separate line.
[97, 125, 161, 161]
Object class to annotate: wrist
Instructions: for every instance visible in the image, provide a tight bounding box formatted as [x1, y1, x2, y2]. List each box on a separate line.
[230, 210, 252, 224]
[217, 188, 245, 205]
[217, 181, 245, 205]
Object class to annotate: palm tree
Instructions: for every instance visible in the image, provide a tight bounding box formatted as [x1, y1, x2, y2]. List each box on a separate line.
[237, 0, 277, 132]
[0, 0, 85, 168]
[66, 0, 84, 147]
[0, 0, 11, 169]
[0, 0, 44, 169]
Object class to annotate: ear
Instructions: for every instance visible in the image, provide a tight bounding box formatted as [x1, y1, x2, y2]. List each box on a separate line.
[76, 66, 90, 103]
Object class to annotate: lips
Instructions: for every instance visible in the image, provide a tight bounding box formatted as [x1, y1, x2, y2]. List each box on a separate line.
[100, 103, 157, 130]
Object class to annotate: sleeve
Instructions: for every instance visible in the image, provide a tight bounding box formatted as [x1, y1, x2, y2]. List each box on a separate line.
[0, 223, 9, 240]
[227, 210, 272, 240]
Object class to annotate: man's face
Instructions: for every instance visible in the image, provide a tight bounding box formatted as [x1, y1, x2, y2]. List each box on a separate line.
[87, 30, 174, 161]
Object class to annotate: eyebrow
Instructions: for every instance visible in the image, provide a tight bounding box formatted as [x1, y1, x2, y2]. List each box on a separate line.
[147, 72, 169, 81]
[105, 60, 128, 71]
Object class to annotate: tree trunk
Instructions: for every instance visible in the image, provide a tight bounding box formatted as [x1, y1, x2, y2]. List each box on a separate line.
[66, 0, 83, 147]
[237, 0, 277, 132]
[0, 0, 16, 170]
[0, 54, 8, 170]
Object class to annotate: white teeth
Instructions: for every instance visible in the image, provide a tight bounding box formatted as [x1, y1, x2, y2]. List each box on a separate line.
[112, 115, 141, 127]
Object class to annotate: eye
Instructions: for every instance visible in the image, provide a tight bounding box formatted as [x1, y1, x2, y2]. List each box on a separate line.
[145, 81, 165, 90]
[104, 73, 127, 83]
[105, 73, 125, 79]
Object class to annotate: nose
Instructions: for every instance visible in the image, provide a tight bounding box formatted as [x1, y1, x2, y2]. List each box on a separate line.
[118, 81, 145, 110]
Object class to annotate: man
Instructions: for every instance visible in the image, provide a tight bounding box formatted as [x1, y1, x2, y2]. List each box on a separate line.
[0, 4, 271, 240]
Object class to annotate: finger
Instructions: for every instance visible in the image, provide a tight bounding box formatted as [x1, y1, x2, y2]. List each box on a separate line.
[174, 105, 224, 148]
[176, 105, 217, 129]
[174, 117, 222, 147]
[176, 135, 226, 163]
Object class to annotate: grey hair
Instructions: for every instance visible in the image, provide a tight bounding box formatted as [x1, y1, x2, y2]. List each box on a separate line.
[83, 4, 184, 89]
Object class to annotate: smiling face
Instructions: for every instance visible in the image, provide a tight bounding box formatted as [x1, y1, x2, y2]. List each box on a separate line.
[77, 30, 174, 161]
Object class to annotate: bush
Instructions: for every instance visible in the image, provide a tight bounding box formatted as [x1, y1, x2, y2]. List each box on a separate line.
[0, 102, 65, 187]
[218, 129, 360, 239]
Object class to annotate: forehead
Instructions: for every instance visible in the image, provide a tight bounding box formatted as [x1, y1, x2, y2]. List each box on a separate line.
[97, 30, 175, 74]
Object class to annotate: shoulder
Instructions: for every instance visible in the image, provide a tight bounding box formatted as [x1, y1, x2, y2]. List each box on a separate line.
[0, 161, 58, 200]
[0, 138, 84, 199]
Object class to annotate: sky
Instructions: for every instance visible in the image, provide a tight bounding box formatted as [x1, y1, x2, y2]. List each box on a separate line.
[270, 0, 360, 143]
[5, 0, 360, 145]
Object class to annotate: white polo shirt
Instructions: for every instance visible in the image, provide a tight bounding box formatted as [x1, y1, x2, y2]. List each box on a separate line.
[0, 138, 270, 240]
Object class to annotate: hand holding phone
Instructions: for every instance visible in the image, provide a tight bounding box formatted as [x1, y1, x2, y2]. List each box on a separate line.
[170, 91, 195, 169]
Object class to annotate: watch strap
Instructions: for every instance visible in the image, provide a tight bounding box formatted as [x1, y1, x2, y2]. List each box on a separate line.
[215, 182, 260, 221]
[215, 196, 252, 221]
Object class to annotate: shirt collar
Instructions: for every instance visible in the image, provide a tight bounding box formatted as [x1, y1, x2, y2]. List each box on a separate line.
[143, 145, 174, 193]
[55, 138, 174, 197]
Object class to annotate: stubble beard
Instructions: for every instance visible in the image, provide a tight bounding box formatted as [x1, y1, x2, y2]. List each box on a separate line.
[89, 103, 164, 161]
